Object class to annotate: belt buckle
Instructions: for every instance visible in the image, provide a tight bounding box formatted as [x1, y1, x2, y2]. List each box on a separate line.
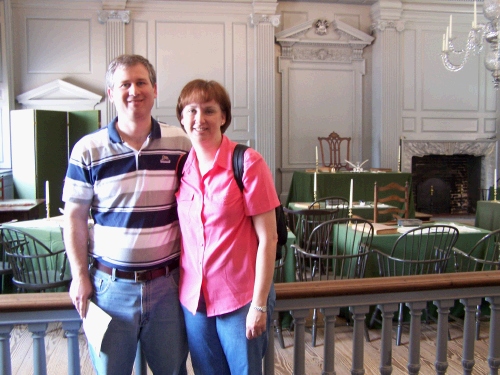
[134, 270, 149, 282]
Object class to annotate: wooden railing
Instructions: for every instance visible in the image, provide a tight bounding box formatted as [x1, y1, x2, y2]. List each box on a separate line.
[264, 271, 500, 375]
[1, 271, 500, 375]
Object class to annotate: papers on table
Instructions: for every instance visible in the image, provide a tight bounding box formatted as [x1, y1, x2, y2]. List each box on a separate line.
[83, 301, 112, 357]
[434, 222, 481, 233]
[353, 222, 398, 235]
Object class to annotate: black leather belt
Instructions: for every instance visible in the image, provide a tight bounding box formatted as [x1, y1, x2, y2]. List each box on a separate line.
[93, 259, 179, 282]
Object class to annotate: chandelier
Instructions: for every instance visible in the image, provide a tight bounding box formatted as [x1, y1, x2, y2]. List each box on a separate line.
[441, 0, 500, 88]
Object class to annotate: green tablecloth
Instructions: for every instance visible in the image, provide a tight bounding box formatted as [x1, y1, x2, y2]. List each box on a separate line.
[475, 200, 500, 231]
[365, 223, 489, 277]
[282, 222, 490, 281]
[2, 216, 66, 253]
[285, 171, 415, 217]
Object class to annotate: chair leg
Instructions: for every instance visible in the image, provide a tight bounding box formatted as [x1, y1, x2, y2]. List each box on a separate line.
[369, 306, 379, 328]
[396, 303, 404, 346]
[364, 322, 371, 342]
[274, 319, 285, 349]
[476, 304, 481, 341]
[312, 308, 317, 347]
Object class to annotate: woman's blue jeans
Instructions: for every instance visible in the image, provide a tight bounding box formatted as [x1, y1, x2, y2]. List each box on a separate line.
[182, 284, 276, 375]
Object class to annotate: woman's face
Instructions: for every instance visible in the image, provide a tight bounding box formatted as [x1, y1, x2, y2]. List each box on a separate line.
[180, 99, 226, 144]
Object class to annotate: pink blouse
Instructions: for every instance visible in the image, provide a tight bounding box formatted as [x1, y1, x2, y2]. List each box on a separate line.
[176, 135, 280, 317]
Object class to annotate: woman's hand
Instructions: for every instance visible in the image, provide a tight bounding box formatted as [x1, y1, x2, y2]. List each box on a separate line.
[246, 307, 267, 340]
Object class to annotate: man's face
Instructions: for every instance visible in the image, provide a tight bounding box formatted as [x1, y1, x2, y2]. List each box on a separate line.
[107, 63, 157, 122]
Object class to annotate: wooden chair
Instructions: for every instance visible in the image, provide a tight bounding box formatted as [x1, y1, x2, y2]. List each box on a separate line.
[0, 232, 13, 293]
[373, 181, 409, 223]
[369, 225, 459, 345]
[1, 228, 72, 292]
[308, 196, 349, 218]
[283, 207, 338, 249]
[317, 132, 352, 171]
[452, 228, 500, 340]
[0, 176, 4, 200]
[293, 217, 374, 345]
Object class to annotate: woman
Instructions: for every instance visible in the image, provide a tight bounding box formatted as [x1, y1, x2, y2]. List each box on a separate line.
[175, 79, 279, 375]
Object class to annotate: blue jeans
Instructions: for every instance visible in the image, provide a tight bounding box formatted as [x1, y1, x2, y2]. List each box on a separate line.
[182, 284, 276, 375]
[88, 266, 188, 375]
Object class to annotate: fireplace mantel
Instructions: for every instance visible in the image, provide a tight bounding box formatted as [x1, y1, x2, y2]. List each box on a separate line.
[401, 139, 497, 189]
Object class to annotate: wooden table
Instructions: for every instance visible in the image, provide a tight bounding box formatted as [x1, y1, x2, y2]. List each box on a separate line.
[0, 199, 45, 223]
[289, 201, 395, 222]
[475, 200, 500, 231]
[285, 171, 415, 217]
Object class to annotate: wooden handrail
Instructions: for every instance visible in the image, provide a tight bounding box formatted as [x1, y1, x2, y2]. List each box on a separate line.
[1, 272, 499, 312]
[0, 292, 73, 312]
[275, 271, 500, 300]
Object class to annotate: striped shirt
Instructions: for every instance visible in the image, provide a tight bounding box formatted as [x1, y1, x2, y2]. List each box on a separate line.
[63, 117, 191, 270]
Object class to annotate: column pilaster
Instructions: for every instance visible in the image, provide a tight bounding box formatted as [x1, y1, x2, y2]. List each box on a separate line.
[250, 13, 280, 179]
[371, 0, 404, 170]
[98, 10, 130, 123]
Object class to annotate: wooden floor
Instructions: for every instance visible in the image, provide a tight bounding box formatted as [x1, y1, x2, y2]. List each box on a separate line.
[9, 316, 491, 374]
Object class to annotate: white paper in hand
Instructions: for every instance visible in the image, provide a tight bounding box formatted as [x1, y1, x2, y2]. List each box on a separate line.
[82, 301, 112, 357]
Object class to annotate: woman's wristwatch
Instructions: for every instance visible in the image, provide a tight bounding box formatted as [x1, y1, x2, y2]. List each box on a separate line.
[252, 304, 267, 313]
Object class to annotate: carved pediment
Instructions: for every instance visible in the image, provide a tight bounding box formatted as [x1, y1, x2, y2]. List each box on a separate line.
[276, 19, 374, 62]
[16, 79, 103, 111]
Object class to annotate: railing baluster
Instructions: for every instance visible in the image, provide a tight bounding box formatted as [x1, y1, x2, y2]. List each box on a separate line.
[263, 311, 278, 375]
[379, 303, 398, 375]
[28, 323, 48, 375]
[350, 305, 369, 375]
[0, 325, 13, 375]
[433, 299, 454, 375]
[486, 296, 500, 375]
[461, 297, 481, 374]
[407, 301, 426, 375]
[290, 309, 309, 375]
[321, 307, 339, 375]
[62, 321, 82, 375]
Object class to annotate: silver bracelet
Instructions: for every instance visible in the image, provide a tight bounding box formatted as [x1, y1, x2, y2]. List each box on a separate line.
[252, 305, 267, 313]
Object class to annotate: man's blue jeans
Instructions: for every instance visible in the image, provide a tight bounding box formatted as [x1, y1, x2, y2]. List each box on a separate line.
[182, 284, 276, 375]
[88, 266, 188, 375]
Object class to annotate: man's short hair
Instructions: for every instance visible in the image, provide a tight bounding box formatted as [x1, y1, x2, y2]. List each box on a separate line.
[106, 54, 157, 89]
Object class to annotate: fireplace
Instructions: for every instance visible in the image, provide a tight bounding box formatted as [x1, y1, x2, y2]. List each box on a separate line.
[412, 154, 481, 214]
[402, 140, 497, 215]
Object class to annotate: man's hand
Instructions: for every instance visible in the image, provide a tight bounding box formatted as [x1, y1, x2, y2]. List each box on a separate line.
[69, 274, 93, 319]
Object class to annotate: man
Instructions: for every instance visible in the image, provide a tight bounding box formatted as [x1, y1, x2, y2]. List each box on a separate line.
[63, 54, 190, 374]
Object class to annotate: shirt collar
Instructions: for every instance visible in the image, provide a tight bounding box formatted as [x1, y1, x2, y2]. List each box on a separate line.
[185, 135, 233, 173]
[107, 116, 161, 143]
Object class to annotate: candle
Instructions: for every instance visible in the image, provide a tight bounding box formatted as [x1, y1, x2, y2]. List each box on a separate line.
[495, 169, 497, 191]
[315, 146, 318, 167]
[473, 1, 477, 28]
[314, 172, 317, 194]
[445, 27, 449, 49]
[349, 179, 353, 208]
[442, 33, 446, 52]
[45, 180, 50, 205]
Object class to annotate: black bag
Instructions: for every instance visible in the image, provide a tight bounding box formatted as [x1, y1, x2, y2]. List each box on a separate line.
[176, 144, 287, 259]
